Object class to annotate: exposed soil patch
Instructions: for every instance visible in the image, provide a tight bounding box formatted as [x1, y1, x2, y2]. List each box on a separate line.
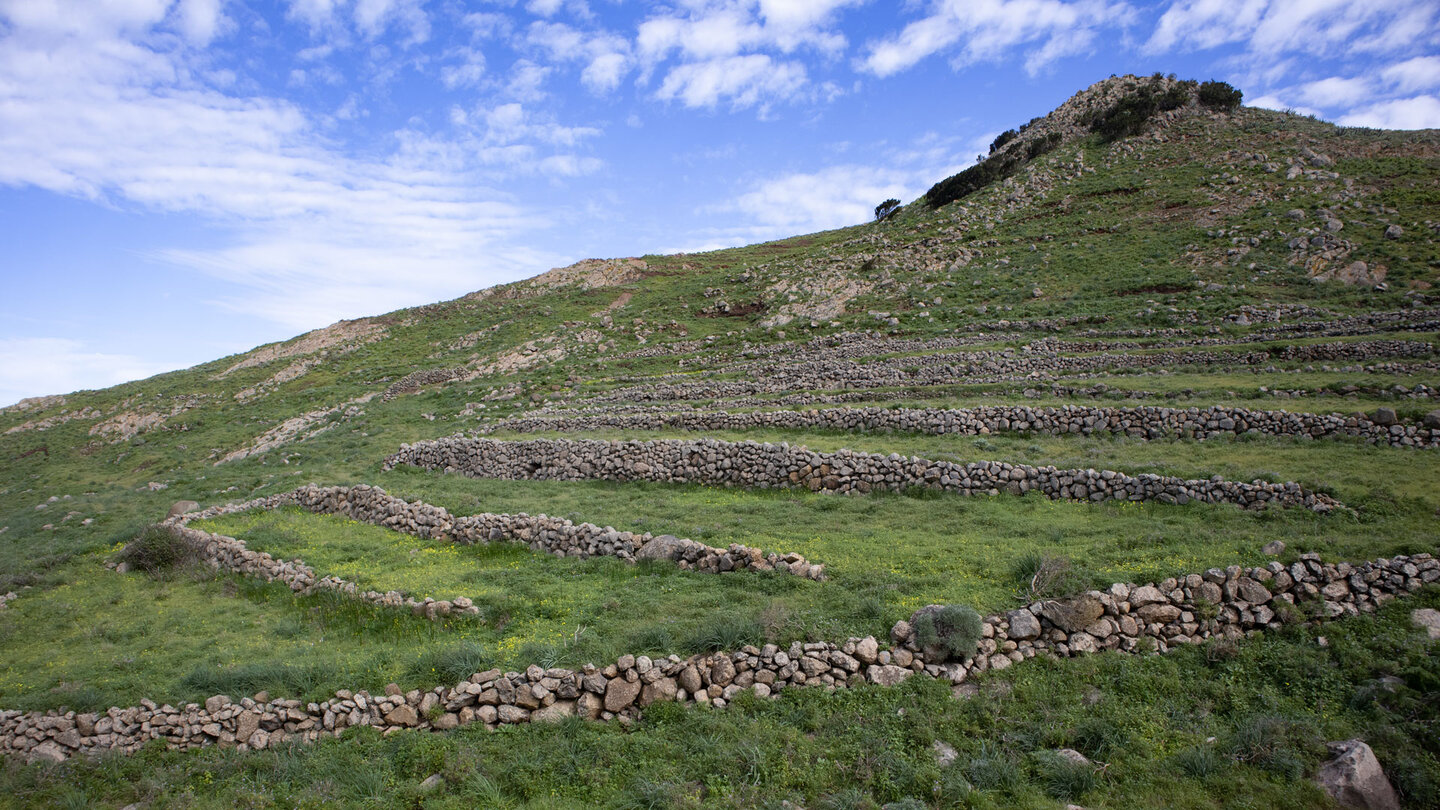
[215, 319, 386, 379]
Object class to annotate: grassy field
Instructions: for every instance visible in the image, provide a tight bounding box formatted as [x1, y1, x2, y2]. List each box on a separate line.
[2, 589, 1436, 809]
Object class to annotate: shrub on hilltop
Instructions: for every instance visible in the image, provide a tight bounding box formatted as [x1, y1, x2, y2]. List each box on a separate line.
[1198, 79, 1243, 110]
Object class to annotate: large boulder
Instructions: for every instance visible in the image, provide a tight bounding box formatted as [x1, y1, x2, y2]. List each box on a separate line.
[1315, 740, 1400, 810]
[636, 534, 687, 562]
[1040, 595, 1105, 634]
[167, 500, 200, 519]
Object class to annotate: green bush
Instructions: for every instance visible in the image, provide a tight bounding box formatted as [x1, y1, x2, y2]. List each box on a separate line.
[874, 199, 902, 222]
[964, 749, 1025, 794]
[1198, 80, 1243, 110]
[913, 605, 984, 661]
[407, 641, 493, 683]
[118, 525, 198, 575]
[989, 129, 1018, 154]
[1031, 750, 1098, 800]
[684, 613, 765, 653]
[1171, 745, 1223, 779]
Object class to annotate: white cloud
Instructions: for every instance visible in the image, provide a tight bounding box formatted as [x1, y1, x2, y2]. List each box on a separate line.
[1338, 95, 1440, 129]
[0, 338, 181, 407]
[633, 0, 863, 109]
[441, 47, 487, 88]
[655, 53, 808, 109]
[1246, 94, 1322, 118]
[726, 164, 919, 234]
[526, 21, 633, 93]
[699, 131, 975, 247]
[861, 0, 1132, 78]
[0, 0, 599, 339]
[1382, 56, 1440, 93]
[172, 0, 225, 45]
[1293, 76, 1373, 108]
[1146, 0, 1439, 58]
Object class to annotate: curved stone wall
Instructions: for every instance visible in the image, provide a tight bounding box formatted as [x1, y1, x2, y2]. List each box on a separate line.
[383, 437, 1343, 512]
[478, 403, 1440, 449]
[182, 484, 824, 581]
[4, 550, 1433, 762]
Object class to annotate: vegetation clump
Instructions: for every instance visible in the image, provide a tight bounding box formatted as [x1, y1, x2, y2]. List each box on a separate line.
[1198, 79, 1243, 110]
[1089, 74, 1198, 142]
[118, 525, 199, 576]
[912, 604, 984, 661]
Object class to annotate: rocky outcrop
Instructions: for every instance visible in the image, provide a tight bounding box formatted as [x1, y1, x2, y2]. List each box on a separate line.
[5, 550, 1434, 763]
[384, 437, 1343, 512]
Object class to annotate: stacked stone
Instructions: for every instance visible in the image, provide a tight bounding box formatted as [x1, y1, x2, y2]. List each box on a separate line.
[588, 341, 1437, 406]
[160, 521, 482, 619]
[904, 552, 1440, 673]
[5, 551, 1433, 763]
[178, 484, 824, 581]
[382, 367, 462, 401]
[384, 437, 1343, 512]
[481, 403, 1440, 449]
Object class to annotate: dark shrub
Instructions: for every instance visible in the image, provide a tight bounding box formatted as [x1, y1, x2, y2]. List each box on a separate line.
[1198, 80, 1243, 110]
[874, 198, 901, 222]
[119, 525, 198, 575]
[989, 129, 1018, 154]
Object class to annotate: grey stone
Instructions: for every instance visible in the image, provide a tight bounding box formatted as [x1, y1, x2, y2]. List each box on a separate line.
[636, 534, 686, 561]
[866, 665, 912, 686]
[1411, 608, 1440, 640]
[1006, 608, 1042, 640]
[167, 500, 200, 519]
[1316, 740, 1400, 810]
[1263, 540, 1286, 556]
[1371, 408, 1397, 427]
[531, 701, 576, 723]
[604, 677, 642, 712]
[932, 740, 958, 768]
[28, 741, 66, 763]
[854, 636, 879, 665]
[384, 705, 419, 727]
[419, 773, 444, 792]
[205, 694, 231, 713]
[1041, 596, 1105, 633]
[1384, 224, 1403, 240]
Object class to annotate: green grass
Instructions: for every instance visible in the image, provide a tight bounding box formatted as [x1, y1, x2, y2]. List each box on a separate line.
[2, 588, 1434, 809]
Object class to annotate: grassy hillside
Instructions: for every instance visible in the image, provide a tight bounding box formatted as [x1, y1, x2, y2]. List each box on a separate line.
[1, 75, 1438, 808]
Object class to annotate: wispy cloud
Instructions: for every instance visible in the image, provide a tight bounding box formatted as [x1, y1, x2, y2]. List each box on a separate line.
[860, 0, 1134, 78]
[0, 338, 181, 407]
[635, 0, 862, 110]
[0, 0, 599, 332]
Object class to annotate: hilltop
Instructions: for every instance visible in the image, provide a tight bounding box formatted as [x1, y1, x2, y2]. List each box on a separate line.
[0, 75, 1438, 808]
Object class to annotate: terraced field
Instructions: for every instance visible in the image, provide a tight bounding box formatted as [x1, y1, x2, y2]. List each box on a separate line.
[1, 76, 1438, 808]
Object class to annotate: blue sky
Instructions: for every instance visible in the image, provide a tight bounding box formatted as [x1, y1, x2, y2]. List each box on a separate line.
[1, 0, 1438, 406]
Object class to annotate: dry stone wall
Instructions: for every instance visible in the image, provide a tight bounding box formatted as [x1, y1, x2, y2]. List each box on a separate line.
[384, 437, 1343, 512]
[479, 403, 1440, 449]
[180, 485, 824, 581]
[4, 550, 1433, 763]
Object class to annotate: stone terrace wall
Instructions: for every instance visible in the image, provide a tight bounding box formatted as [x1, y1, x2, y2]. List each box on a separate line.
[479, 404, 1440, 449]
[384, 437, 1343, 512]
[182, 484, 824, 580]
[4, 551, 1433, 763]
